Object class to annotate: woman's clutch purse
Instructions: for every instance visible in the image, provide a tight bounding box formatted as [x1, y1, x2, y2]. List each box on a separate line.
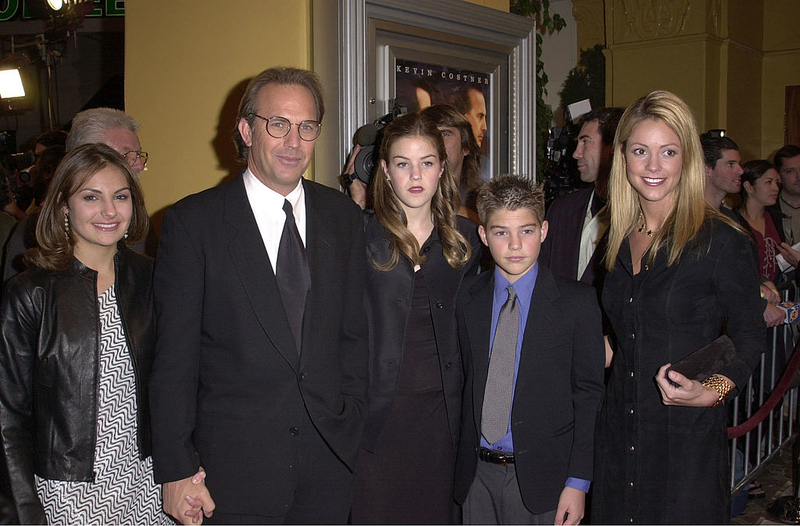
[667, 335, 736, 382]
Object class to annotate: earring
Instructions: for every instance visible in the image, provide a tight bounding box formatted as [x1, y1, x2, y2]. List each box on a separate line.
[123, 230, 129, 239]
[64, 213, 69, 239]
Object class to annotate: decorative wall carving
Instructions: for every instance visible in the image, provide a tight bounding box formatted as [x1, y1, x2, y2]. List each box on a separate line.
[617, 0, 693, 40]
[572, 0, 605, 50]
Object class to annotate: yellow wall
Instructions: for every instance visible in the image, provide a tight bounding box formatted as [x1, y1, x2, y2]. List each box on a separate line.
[761, 0, 800, 157]
[126, 1, 312, 223]
[465, 0, 508, 10]
[128, 0, 507, 224]
[597, 0, 797, 163]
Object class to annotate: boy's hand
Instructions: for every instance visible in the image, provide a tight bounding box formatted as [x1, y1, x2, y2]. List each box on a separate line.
[555, 486, 585, 525]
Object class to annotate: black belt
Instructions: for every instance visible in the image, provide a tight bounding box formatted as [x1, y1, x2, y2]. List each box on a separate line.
[479, 447, 514, 465]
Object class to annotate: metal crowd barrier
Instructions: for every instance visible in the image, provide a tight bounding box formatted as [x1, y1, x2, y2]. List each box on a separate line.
[729, 282, 800, 497]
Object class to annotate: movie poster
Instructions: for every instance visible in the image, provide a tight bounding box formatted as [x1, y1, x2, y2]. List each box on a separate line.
[395, 59, 492, 182]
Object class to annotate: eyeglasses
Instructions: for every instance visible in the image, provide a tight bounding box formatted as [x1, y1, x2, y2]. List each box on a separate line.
[121, 150, 148, 168]
[250, 113, 321, 142]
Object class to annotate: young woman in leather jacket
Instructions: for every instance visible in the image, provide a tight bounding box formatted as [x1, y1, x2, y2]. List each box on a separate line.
[0, 144, 171, 524]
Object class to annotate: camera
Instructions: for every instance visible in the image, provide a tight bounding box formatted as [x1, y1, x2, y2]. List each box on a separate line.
[0, 132, 35, 210]
[345, 104, 407, 186]
[543, 125, 578, 207]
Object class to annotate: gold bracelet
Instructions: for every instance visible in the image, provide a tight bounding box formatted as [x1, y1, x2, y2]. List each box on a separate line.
[702, 374, 732, 408]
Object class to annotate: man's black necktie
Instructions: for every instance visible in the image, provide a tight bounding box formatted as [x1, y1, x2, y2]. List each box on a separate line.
[277, 199, 311, 353]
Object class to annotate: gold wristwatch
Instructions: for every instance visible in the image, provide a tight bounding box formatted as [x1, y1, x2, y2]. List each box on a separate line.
[702, 374, 732, 408]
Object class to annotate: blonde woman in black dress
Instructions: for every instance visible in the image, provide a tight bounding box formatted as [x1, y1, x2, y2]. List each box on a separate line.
[592, 91, 765, 524]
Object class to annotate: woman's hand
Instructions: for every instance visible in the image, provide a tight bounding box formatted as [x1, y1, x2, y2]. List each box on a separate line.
[778, 242, 800, 268]
[654, 364, 730, 407]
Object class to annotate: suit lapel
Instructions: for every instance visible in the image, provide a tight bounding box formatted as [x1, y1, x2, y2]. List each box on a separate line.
[224, 175, 299, 370]
[299, 180, 337, 358]
[518, 266, 561, 385]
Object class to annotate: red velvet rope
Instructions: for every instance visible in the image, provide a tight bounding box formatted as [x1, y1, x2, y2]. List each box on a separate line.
[727, 342, 800, 439]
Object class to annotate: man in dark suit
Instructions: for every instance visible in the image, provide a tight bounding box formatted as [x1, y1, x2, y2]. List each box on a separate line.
[454, 175, 605, 524]
[149, 67, 368, 524]
[539, 107, 622, 288]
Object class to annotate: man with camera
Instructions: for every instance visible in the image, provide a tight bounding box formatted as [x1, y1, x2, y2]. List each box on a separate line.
[540, 107, 623, 289]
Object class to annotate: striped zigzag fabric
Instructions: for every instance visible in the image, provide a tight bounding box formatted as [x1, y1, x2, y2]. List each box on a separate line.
[36, 286, 171, 525]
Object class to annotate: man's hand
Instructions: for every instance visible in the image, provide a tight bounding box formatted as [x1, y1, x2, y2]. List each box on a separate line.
[163, 467, 215, 525]
[342, 144, 368, 209]
[761, 282, 780, 305]
[764, 303, 786, 327]
[555, 486, 585, 525]
[349, 179, 368, 210]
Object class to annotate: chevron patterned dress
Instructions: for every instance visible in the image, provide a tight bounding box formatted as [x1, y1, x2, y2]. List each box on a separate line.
[35, 286, 172, 525]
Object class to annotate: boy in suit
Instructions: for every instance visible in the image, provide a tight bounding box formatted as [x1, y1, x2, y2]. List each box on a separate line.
[454, 174, 605, 524]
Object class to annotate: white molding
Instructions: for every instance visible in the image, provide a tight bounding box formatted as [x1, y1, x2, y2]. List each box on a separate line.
[327, 0, 536, 182]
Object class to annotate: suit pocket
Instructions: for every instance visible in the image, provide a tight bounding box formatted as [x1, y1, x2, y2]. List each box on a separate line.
[537, 332, 571, 351]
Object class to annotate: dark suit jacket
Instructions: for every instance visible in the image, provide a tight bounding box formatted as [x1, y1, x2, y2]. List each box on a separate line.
[149, 175, 369, 516]
[453, 264, 605, 514]
[540, 187, 606, 287]
[360, 213, 482, 452]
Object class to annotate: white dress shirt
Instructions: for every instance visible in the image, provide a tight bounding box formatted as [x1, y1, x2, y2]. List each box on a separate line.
[577, 190, 607, 280]
[243, 169, 307, 274]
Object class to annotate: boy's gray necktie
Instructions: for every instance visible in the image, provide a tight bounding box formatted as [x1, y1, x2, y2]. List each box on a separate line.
[481, 285, 519, 444]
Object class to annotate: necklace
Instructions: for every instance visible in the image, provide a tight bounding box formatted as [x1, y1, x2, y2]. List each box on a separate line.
[637, 212, 658, 237]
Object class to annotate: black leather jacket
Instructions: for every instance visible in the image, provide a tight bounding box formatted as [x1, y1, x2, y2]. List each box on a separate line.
[0, 248, 155, 524]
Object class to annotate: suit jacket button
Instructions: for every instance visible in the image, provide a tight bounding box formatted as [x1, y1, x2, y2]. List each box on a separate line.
[444, 362, 452, 369]
[289, 427, 299, 436]
[436, 301, 444, 309]
[298, 372, 306, 381]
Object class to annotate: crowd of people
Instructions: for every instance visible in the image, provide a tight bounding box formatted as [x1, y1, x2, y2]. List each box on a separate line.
[0, 65, 795, 525]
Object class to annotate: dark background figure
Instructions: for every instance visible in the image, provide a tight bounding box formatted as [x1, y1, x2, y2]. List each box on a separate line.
[420, 104, 482, 222]
[773, 144, 800, 244]
[736, 160, 785, 284]
[539, 107, 622, 315]
[701, 134, 743, 214]
[1, 145, 67, 283]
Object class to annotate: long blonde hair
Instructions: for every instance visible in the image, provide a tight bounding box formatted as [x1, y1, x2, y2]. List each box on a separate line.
[605, 91, 723, 270]
[372, 113, 471, 271]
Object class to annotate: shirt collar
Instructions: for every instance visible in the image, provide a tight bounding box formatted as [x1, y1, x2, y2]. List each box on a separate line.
[492, 261, 538, 308]
[243, 168, 304, 222]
